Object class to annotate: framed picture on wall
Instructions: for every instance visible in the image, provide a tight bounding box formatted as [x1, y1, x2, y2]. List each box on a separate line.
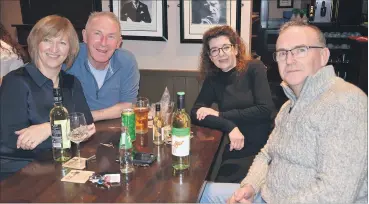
[180, 0, 241, 43]
[277, 0, 294, 8]
[109, 0, 168, 41]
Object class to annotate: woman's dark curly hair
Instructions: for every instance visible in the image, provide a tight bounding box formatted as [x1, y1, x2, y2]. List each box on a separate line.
[0, 23, 29, 63]
[199, 25, 251, 79]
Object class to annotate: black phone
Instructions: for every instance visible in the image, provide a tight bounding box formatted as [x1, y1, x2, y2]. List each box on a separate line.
[115, 152, 156, 166]
[132, 152, 156, 165]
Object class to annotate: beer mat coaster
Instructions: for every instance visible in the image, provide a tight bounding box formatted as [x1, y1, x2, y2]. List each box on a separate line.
[62, 157, 87, 169]
[61, 170, 95, 183]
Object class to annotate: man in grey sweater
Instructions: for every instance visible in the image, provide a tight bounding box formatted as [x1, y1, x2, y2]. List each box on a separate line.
[200, 21, 367, 203]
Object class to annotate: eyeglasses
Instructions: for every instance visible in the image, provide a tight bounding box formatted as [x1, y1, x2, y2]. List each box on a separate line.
[273, 45, 324, 62]
[208, 44, 234, 57]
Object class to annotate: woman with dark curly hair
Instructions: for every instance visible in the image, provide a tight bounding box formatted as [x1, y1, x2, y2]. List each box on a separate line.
[0, 23, 29, 81]
[191, 25, 275, 182]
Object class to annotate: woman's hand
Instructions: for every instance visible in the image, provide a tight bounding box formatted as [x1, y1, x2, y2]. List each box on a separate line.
[82, 123, 96, 142]
[196, 107, 219, 120]
[228, 127, 244, 151]
[16, 123, 51, 150]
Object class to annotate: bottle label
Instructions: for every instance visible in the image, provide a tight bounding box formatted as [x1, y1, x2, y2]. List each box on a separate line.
[172, 127, 190, 136]
[120, 132, 132, 149]
[51, 120, 71, 149]
[172, 127, 190, 156]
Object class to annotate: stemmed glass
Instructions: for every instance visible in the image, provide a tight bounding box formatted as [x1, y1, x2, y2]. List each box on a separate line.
[67, 112, 89, 168]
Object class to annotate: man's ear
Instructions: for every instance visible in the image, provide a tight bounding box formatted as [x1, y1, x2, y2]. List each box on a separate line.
[82, 29, 87, 43]
[320, 47, 330, 66]
[117, 35, 123, 48]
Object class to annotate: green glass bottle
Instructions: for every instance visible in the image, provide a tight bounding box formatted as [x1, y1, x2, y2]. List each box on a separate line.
[119, 126, 134, 174]
[171, 92, 191, 170]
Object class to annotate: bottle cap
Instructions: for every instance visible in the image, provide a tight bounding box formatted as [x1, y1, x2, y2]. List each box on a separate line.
[177, 92, 185, 96]
[155, 103, 161, 111]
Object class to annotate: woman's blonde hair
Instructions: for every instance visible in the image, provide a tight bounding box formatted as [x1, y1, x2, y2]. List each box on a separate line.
[199, 25, 251, 79]
[27, 15, 79, 69]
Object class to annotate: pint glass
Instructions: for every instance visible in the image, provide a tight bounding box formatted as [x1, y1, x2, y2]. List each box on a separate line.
[134, 97, 150, 134]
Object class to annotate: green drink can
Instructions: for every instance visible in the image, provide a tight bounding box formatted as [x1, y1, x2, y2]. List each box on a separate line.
[122, 108, 136, 142]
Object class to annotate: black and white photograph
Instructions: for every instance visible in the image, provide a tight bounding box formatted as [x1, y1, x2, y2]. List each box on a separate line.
[277, 0, 294, 8]
[180, 0, 241, 43]
[120, 0, 152, 23]
[110, 0, 168, 41]
[191, 0, 227, 25]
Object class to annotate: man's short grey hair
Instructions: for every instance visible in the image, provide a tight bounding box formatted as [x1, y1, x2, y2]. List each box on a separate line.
[279, 21, 326, 46]
[85, 11, 121, 34]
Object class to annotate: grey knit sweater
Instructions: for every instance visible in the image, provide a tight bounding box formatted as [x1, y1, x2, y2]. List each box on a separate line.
[241, 65, 368, 203]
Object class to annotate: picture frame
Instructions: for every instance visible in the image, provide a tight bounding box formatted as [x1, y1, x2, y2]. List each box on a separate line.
[109, 0, 168, 41]
[277, 0, 294, 8]
[180, 0, 241, 43]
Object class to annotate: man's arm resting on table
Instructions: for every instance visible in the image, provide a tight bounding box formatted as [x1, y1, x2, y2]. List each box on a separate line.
[92, 102, 132, 121]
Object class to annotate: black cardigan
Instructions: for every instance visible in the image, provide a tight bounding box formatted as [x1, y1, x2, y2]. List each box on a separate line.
[191, 60, 276, 157]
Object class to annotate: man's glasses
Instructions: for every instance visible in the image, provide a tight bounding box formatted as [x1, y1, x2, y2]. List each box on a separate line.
[209, 44, 234, 57]
[273, 45, 324, 62]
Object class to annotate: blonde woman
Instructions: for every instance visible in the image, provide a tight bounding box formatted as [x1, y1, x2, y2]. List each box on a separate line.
[0, 15, 95, 180]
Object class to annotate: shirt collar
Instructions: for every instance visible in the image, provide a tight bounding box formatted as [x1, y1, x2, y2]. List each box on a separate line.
[133, 1, 139, 8]
[25, 63, 50, 87]
[281, 65, 337, 105]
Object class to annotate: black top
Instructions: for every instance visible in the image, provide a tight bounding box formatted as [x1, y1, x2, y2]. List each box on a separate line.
[191, 60, 276, 157]
[0, 63, 93, 159]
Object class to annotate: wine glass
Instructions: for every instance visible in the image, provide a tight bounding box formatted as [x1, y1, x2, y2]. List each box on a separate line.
[67, 112, 88, 168]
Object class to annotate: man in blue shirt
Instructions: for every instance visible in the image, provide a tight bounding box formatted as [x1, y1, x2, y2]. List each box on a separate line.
[68, 11, 140, 121]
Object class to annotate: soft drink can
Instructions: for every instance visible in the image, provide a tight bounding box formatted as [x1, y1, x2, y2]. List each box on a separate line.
[122, 109, 136, 142]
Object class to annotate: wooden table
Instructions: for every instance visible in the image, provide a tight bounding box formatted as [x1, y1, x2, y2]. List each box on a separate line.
[0, 119, 222, 203]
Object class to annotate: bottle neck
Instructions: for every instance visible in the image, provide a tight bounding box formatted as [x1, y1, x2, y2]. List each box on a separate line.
[155, 110, 161, 117]
[177, 97, 185, 110]
[54, 101, 62, 106]
[53, 94, 63, 106]
[122, 126, 128, 132]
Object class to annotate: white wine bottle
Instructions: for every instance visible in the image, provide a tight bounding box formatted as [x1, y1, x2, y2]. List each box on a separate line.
[50, 88, 71, 162]
[153, 103, 164, 145]
[171, 92, 191, 170]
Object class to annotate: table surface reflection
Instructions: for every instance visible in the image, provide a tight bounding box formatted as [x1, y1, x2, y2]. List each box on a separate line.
[0, 119, 222, 203]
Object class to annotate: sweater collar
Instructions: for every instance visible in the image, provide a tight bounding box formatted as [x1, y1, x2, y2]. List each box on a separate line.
[281, 65, 337, 105]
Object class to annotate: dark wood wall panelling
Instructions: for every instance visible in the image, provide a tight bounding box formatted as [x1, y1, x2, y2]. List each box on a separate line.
[138, 70, 202, 113]
[139, 69, 287, 113]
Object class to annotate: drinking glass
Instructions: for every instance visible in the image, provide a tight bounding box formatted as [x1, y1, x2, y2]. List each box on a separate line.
[134, 97, 150, 134]
[67, 112, 89, 167]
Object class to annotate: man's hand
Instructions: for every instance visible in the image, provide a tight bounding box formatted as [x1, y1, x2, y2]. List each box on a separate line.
[16, 123, 51, 150]
[227, 185, 255, 204]
[92, 102, 132, 122]
[196, 107, 219, 120]
[229, 127, 244, 151]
